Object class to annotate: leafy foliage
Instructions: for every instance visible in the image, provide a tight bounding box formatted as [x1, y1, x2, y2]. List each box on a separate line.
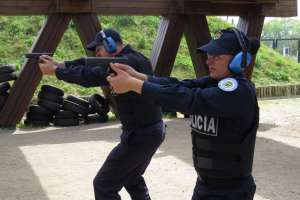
[262, 18, 300, 58]
[262, 18, 300, 39]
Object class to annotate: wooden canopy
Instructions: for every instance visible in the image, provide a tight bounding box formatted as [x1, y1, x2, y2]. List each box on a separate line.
[0, 0, 297, 127]
[0, 0, 296, 17]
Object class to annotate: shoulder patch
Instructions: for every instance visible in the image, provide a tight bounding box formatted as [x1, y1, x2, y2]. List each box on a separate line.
[218, 78, 238, 92]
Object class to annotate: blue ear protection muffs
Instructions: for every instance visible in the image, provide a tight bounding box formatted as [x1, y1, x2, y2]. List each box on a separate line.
[100, 30, 117, 54]
[229, 28, 252, 74]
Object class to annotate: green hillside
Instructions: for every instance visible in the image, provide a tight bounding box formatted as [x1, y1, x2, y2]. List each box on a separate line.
[0, 16, 300, 96]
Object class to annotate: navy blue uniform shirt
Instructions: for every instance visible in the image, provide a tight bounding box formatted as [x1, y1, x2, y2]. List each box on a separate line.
[55, 45, 162, 130]
[141, 75, 257, 143]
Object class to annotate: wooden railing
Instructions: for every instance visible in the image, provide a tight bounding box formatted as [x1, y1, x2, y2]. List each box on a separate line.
[256, 84, 300, 98]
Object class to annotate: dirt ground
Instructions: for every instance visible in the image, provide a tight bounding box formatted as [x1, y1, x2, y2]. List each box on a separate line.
[0, 97, 299, 200]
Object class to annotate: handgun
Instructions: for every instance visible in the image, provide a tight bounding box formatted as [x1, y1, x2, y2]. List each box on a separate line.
[83, 57, 129, 73]
[25, 53, 54, 59]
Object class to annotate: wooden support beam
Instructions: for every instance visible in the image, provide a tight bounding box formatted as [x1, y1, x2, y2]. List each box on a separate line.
[0, 0, 295, 17]
[72, 14, 101, 56]
[238, 15, 265, 38]
[183, 0, 295, 17]
[207, 0, 278, 4]
[151, 15, 184, 76]
[237, 15, 265, 80]
[72, 14, 118, 115]
[0, 14, 71, 126]
[184, 15, 211, 77]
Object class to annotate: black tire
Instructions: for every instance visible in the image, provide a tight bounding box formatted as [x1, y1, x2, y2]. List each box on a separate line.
[26, 112, 53, 122]
[38, 91, 64, 104]
[54, 110, 78, 119]
[41, 85, 64, 97]
[24, 119, 49, 127]
[0, 82, 10, 94]
[89, 94, 109, 116]
[63, 100, 89, 115]
[0, 72, 17, 83]
[29, 105, 52, 115]
[84, 114, 109, 124]
[0, 65, 15, 74]
[38, 99, 61, 113]
[87, 106, 96, 114]
[66, 95, 90, 108]
[53, 118, 80, 126]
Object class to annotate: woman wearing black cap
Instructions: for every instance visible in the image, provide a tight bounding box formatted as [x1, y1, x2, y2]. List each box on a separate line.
[107, 28, 260, 200]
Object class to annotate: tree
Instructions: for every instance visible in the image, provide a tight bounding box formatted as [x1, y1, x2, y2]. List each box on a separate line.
[262, 18, 300, 39]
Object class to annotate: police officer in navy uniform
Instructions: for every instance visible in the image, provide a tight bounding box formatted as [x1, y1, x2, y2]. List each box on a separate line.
[38, 28, 165, 200]
[107, 28, 260, 200]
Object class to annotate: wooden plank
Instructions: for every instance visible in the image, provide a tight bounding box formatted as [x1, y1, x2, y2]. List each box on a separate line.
[72, 14, 101, 56]
[91, 0, 185, 14]
[72, 14, 118, 115]
[57, 0, 93, 13]
[184, 0, 296, 16]
[262, 0, 297, 16]
[150, 15, 184, 76]
[0, 0, 296, 17]
[237, 15, 265, 80]
[207, 0, 277, 4]
[184, 15, 211, 77]
[0, 14, 71, 126]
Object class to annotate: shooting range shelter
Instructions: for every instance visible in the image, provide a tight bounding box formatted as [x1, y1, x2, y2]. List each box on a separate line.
[0, 0, 297, 127]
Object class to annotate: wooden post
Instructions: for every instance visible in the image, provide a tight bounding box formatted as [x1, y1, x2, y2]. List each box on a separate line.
[72, 14, 101, 56]
[0, 14, 71, 127]
[237, 15, 265, 80]
[150, 15, 184, 76]
[184, 15, 211, 77]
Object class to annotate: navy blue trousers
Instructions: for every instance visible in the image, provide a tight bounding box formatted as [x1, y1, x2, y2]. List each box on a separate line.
[93, 121, 165, 200]
[192, 175, 256, 200]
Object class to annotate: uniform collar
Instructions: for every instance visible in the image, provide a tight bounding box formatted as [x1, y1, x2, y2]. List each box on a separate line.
[116, 44, 133, 56]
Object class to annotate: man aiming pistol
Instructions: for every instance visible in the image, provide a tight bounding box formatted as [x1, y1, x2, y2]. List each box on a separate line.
[38, 28, 165, 200]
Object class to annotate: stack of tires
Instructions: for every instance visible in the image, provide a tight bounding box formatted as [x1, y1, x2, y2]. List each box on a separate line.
[25, 85, 110, 127]
[84, 94, 109, 124]
[59, 95, 88, 126]
[0, 65, 18, 111]
[24, 105, 53, 126]
[25, 85, 64, 126]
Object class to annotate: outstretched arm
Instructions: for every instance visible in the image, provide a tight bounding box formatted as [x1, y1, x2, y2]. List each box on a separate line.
[107, 63, 250, 117]
[39, 56, 109, 87]
[108, 63, 214, 88]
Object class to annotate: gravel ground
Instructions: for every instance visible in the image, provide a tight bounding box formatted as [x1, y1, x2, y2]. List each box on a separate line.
[0, 97, 299, 200]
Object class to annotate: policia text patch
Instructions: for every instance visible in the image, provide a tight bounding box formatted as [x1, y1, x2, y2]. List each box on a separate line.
[190, 114, 219, 136]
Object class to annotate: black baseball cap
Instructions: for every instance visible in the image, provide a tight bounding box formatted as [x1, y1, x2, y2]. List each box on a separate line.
[197, 28, 249, 55]
[86, 28, 123, 51]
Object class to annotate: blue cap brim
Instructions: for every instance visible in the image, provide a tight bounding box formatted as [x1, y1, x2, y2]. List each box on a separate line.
[197, 40, 229, 55]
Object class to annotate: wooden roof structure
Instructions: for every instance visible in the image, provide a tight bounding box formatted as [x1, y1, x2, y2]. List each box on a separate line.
[0, 0, 297, 127]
